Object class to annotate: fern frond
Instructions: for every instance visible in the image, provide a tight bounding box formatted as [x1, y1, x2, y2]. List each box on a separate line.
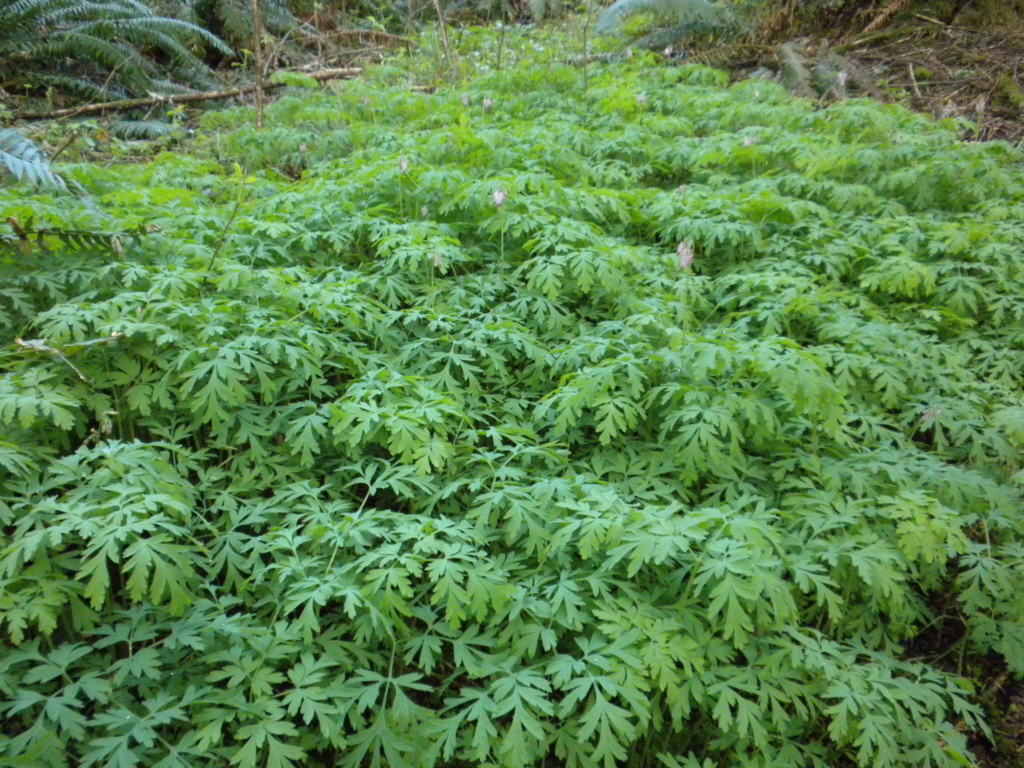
[862, 0, 911, 34]
[109, 120, 180, 140]
[596, 0, 732, 35]
[214, 0, 254, 45]
[209, 0, 294, 47]
[29, 72, 125, 100]
[777, 40, 814, 97]
[0, 129, 66, 190]
[29, 36, 156, 92]
[0, 0, 231, 101]
[75, 15, 232, 56]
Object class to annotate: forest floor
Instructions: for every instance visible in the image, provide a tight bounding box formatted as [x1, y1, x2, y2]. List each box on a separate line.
[986, 685, 1024, 767]
[714, 18, 1024, 143]
[840, 22, 1024, 142]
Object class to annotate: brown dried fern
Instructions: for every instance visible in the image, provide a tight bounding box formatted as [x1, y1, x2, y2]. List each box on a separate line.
[861, 0, 911, 35]
[760, 0, 795, 43]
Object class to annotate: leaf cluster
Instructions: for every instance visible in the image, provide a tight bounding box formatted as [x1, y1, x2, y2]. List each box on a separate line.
[0, 0, 232, 103]
[2, 38, 1024, 768]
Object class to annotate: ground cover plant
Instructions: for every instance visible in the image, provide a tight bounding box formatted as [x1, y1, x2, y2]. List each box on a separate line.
[3, 33, 1024, 768]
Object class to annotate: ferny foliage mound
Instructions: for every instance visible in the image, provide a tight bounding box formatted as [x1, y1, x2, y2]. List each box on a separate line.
[3, 44, 1024, 768]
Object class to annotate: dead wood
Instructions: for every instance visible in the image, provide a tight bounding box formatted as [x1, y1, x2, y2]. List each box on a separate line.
[14, 68, 362, 121]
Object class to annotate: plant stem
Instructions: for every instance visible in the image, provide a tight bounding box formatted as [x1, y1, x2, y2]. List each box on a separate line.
[430, 0, 453, 76]
[252, 0, 265, 129]
[582, 3, 593, 92]
[497, 20, 506, 71]
[682, 273, 690, 334]
[203, 176, 247, 283]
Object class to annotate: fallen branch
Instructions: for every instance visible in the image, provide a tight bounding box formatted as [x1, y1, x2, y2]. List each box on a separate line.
[429, 0, 453, 73]
[14, 68, 362, 121]
[565, 52, 623, 66]
[297, 28, 412, 48]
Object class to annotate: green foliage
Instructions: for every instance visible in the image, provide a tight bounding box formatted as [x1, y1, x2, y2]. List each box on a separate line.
[525, 0, 568, 20]
[169, 0, 294, 50]
[3, 34, 1024, 768]
[595, 0, 734, 35]
[108, 120, 184, 141]
[0, 0, 231, 102]
[0, 130, 66, 191]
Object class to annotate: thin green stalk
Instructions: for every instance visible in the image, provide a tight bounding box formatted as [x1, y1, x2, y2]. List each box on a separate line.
[582, 8, 592, 92]
[496, 20, 506, 71]
[202, 174, 248, 285]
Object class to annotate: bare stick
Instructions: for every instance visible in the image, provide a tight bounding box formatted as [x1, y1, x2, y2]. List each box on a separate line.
[582, 3, 593, 92]
[252, 0, 265, 129]
[907, 62, 921, 98]
[429, 0, 452, 74]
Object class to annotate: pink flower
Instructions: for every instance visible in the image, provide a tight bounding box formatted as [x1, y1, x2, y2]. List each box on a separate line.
[677, 241, 694, 270]
[398, 156, 409, 174]
[493, 188, 507, 208]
